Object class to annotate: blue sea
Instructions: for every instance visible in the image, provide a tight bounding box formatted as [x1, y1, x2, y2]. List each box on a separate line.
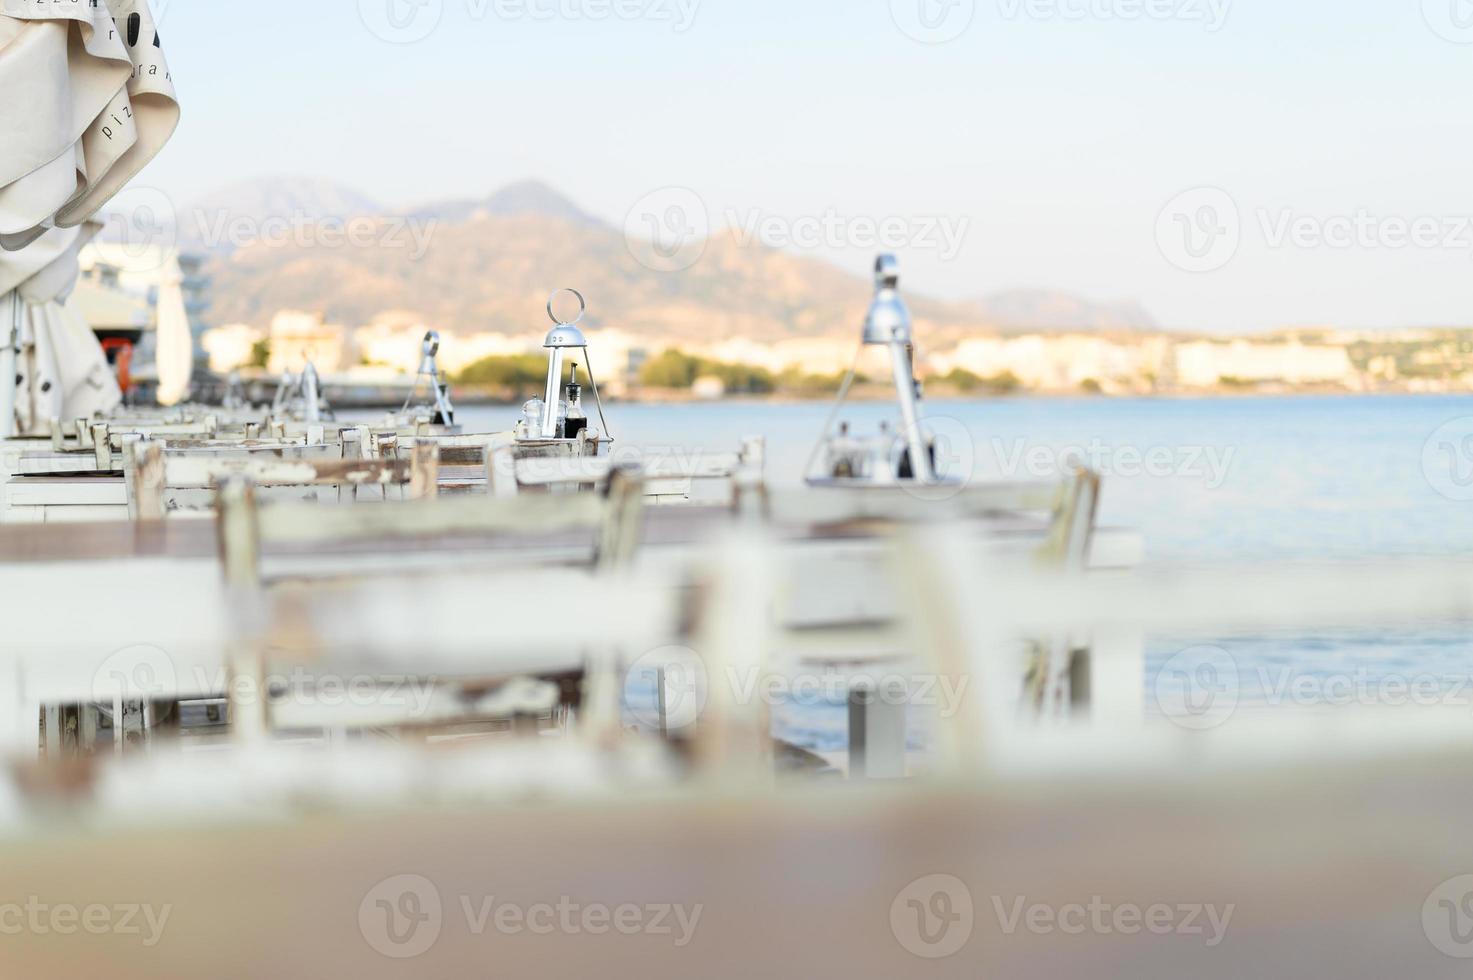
[463, 395, 1473, 749]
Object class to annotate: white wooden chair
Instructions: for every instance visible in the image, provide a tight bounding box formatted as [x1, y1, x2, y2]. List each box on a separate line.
[488, 435, 766, 511]
[125, 439, 443, 520]
[1019, 466, 1103, 719]
[214, 464, 647, 742]
[670, 468, 1106, 779]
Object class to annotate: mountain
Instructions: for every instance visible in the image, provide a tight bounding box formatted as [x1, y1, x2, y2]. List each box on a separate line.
[972, 289, 1160, 335]
[126, 175, 1165, 347]
[401, 180, 600, 228]
[178, 177, 384, 253]
[199, 180, 996, 345]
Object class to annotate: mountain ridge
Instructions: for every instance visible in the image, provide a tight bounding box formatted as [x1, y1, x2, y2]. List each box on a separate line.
[192, 176, 1157, 343]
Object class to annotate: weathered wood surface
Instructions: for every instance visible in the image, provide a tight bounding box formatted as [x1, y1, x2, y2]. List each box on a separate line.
[0, 740, 1471, 978]
[5, 477, 127, 506]
[254, 492, 609, 547]
[0, 519, 218, 561]
[0, 499, 1070, 565]
[161, 455, 414, 490]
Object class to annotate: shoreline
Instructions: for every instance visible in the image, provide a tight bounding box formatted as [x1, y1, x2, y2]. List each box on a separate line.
[430, 386, 1473, 409]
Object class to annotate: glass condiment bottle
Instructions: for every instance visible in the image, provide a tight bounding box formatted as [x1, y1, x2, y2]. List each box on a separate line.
[564, 364, 588, 441]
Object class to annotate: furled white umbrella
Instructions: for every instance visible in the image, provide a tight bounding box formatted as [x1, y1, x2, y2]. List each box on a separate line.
[0, 223, 122, 434]
[1, 0, 179, 436]
[152, 254, 192, 407]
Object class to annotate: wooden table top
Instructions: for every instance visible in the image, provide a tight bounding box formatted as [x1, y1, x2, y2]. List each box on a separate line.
[0, 504, 1053, 565]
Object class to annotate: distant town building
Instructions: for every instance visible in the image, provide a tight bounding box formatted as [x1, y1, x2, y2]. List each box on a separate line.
[78, 243, 212, 345]
[77, 243, 205, 404]
[1172, 340, 1354, 388]
[691, 376, 727, 400]
[587, 328, 652, 396]
[201, 323, 266, 374]
[267, 311, 351, 374]
[355, 317, 444, 374]
[700, 336, 859, 376]
[442, 332, 542, 374]
[190, 302, 1422, 397]
[69, 259, 152, 336]
[935, 335, 1168, 392]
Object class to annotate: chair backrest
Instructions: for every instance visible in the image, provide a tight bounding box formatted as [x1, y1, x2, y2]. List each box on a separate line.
[51, 416, 223, 455]
[215, 463, 646, 588]
[213, 465, 648, 742]
[487, 436, 766, 509]
[1022, 466, 1103, 718]
[1037, 466, 1102, 573]
[128, 440, 442, 521]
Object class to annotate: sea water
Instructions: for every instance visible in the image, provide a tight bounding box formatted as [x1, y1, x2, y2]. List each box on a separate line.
[460, 394, 1473, 748]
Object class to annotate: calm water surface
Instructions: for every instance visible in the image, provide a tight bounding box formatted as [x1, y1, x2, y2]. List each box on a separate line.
[463, 395, 1473, 747]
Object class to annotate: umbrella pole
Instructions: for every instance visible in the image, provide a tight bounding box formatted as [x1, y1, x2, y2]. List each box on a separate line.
[0, 289, 18, 439]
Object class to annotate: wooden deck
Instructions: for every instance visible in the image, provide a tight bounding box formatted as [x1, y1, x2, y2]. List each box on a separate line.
[0, 736, 1468, 978]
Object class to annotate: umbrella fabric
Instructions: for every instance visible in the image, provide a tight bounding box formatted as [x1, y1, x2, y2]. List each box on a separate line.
[1, 224, 122, 435]
[152, 255, 191, 406]
[0, 0, 179, 251]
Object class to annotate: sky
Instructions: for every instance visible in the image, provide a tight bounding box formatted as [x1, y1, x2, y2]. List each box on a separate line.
[135, 0, 1473, 333]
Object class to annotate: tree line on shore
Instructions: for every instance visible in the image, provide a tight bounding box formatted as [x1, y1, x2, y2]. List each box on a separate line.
[453, 349, 1025, 399]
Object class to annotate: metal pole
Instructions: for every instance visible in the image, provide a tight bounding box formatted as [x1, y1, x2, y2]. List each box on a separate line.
[847, 677, 908, 780]
[301, 362, 321, 423]
[0, 290, 20, 439]
[655, 665, 669, 739]
[540, 348, 564, 438]
[890, 341, 935, 483]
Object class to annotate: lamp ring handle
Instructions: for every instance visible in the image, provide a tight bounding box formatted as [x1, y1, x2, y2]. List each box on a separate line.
[547, 288, 586, 327]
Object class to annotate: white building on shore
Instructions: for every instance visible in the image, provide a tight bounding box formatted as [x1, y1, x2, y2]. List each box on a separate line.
[934, 334, 1169, 392]
[1172, 339, 1355, 388]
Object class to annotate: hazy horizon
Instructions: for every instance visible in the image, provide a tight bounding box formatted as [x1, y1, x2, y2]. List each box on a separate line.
[130, 0, 1473, 335]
